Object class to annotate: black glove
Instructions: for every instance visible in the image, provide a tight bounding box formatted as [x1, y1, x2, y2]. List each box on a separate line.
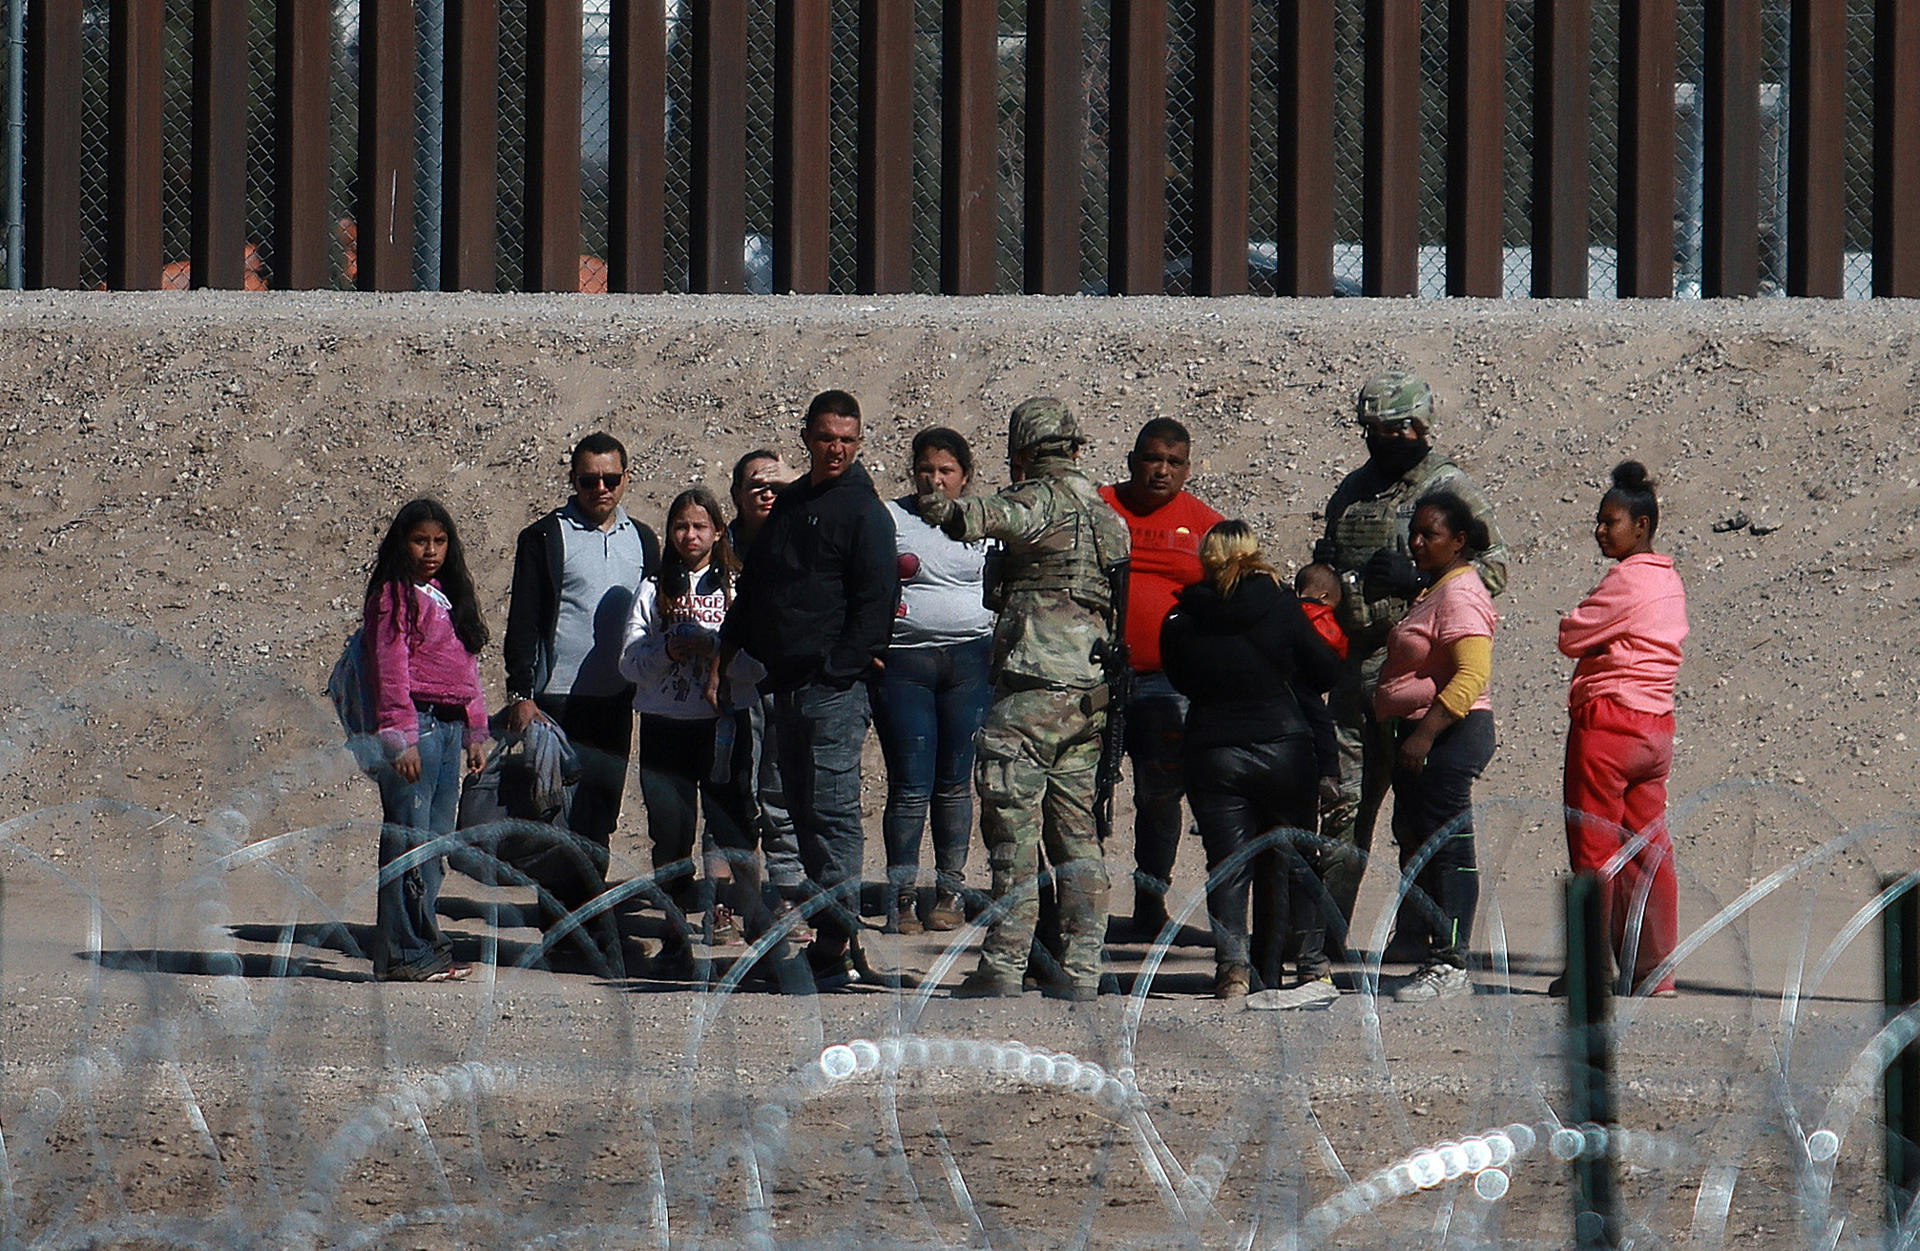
[1311, 537, 1338, 566]
[1363, 548, 1429, 601]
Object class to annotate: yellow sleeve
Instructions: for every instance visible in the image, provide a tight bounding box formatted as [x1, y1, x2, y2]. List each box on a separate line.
[1436, 635, 1491, 719]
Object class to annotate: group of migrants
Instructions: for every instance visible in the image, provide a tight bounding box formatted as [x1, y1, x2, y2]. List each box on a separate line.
[352, 373, 1688, 1006]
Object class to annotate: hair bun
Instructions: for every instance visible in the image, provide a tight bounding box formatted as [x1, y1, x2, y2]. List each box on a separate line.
[1611, 460, 1651, 491]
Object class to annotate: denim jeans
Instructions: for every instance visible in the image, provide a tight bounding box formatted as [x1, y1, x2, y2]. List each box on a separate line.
[870, 636, 993, 894]
[770, 680, 872, 946]
[747, 694, 805, 894]
[637, 712, 754, 910]
[1124, 670, 1190, 894]
[1389, 709, 1496, 969]
[374, 711, 462, 977]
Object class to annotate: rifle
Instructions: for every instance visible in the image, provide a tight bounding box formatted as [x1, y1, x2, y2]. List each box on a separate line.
[1089, 557, 1132, 845]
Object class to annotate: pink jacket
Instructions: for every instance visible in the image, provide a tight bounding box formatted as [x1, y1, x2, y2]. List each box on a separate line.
[364, 579, 489, 749]
[1558, 552, 1688, 715]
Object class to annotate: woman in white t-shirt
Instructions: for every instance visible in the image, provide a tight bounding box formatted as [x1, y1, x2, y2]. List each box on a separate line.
[619, 487, 766, 966]
[875, 428, 995, 933]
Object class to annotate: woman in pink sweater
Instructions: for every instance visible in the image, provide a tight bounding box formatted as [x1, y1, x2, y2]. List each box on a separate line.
[363, 498, 490, 982]
[1558, 461, 1689, 997]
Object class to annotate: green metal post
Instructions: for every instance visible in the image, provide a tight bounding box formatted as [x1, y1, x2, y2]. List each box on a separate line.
[1567, 871, 1618, 1249]
[1886, 873, 1920, 1241]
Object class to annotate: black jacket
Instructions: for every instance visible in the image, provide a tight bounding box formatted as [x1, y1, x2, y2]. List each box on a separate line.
[503, 507, 661, 700]
[1159, 574, 1341, 751]
[720, 459, 899, 691]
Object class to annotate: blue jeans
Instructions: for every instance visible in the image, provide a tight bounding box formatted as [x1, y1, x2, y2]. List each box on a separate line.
[747, 694, 805, 894]
[871, 636, 993, 894]
[1124, 670, 1190, 894]
[374, 712, 463, 977]
[770, 680, 872, 947]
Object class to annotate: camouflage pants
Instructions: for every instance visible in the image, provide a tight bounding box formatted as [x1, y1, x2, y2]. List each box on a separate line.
[1321, 650, 1393, 939]
[973, 685, 1110, 988]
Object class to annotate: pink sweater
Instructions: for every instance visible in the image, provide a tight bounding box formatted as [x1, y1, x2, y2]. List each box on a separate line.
[364, 579, 489, 749]
[1558, 552, 1688, 715]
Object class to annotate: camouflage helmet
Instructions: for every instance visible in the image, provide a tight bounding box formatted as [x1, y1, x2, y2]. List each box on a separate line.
[1006, 396, 1084, 457]
[1354, 369, 1434, 431]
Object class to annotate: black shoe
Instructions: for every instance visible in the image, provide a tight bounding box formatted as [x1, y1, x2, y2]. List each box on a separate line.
[1131, 891, 1171, 938]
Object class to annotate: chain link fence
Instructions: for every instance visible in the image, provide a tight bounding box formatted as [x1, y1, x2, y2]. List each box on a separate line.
[43, 0, 1892, 298]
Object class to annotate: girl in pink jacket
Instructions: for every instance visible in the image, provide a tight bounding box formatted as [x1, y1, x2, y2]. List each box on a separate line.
[1558, 461, 1688, 997]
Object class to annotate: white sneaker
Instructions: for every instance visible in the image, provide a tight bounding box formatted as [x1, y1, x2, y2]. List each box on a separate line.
[1246, 976, 1340, 1011]
[1395, 963, 1471, 1002]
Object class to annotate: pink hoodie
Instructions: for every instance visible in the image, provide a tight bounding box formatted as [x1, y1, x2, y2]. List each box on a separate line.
[1558, 552, 1688, 715]
[364, 579, 489, 749]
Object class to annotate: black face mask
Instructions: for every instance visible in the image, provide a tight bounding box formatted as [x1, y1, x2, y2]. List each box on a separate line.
[1365, 431, 1429, 477]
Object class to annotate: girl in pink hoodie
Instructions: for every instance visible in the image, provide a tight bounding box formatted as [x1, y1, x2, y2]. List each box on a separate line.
[1558, 461, 1688, 997]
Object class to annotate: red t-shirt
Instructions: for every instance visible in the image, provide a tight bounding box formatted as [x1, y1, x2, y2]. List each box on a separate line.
[1099, 485, 1224, 673]
[1300, 600, 1350, 660]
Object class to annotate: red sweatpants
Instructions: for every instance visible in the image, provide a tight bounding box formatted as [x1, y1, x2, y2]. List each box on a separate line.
[1563, 698, 1677, 994]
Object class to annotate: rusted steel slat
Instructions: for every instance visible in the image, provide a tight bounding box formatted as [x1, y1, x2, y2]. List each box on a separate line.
[526, 0, 582, 291]
[776, 0, 831, 293]
[1531, 0, 1589, 297]
[1363, 0, 1418, 295]
[1788, 0, 1843, 297]
[941, 0, 996, 295]
[444, 0, 499, 291]
[610, 0, 665, 292]
[1618, 0, 1676, 297]
[273, 0, 331, 289]
[191, 0, 248, 289]
[1703, 0, 1759, 296]
[1025, 0, 1083, 294]
[857, 0, 913, 293]
[1275, 0, 1333, 296]
[691, 0, 746, 293]
[357, 0, 415, 291]
[109, 0, 163, 290]
[1110, 0, 1167, 294]
[1445, 2, 1502, 297]
[25, 0, 83, 289]
[1875, 0, 1920, 295]
[1195, 0, 1249, 296]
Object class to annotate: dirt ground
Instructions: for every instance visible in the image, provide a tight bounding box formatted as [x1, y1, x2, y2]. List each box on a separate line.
[1, 292, 1917, 1248]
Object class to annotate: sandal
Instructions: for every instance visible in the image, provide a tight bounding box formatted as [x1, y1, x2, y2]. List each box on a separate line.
[424, 962, 472, 982]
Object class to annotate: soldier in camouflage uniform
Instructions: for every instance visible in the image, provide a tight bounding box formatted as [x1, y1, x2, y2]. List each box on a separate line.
[1314, 370, 1509, 957]
[913, 397, 1132, 1001]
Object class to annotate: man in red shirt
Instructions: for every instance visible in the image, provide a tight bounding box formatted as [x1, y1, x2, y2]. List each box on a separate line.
[1100, 419, 1225, 936]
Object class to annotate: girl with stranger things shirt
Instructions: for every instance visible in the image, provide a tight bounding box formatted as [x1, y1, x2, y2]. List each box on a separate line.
[620, 488, 768, 965]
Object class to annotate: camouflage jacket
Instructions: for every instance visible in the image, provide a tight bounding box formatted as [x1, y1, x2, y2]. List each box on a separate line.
[1321, 450, 1509, 655]
[946, 453, 1131, 690]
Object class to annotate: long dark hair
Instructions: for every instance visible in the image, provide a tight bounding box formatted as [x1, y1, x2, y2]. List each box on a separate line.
[656, 487, 740, 603]
[364, 498, 489, 654]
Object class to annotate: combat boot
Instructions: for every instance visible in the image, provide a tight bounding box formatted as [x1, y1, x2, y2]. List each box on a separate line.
[952, 965, 1025, 998]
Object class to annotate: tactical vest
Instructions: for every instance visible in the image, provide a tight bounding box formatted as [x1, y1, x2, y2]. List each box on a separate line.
[1004, 472, 1122, 615]
[1328, 455, 1467, 570]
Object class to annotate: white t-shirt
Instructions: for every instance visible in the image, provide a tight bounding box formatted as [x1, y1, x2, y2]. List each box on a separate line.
[886, 498, 994, 649]
[618, 567, 765, 719]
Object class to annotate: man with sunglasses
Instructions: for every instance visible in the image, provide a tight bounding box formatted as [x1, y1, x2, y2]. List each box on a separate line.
[505, 432, 661, 862]
[1313, 371, 1508, 966]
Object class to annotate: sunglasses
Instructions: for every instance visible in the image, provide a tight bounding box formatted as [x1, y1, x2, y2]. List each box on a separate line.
[575, 472, 624, 491]
[741, 482, 779, 496]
